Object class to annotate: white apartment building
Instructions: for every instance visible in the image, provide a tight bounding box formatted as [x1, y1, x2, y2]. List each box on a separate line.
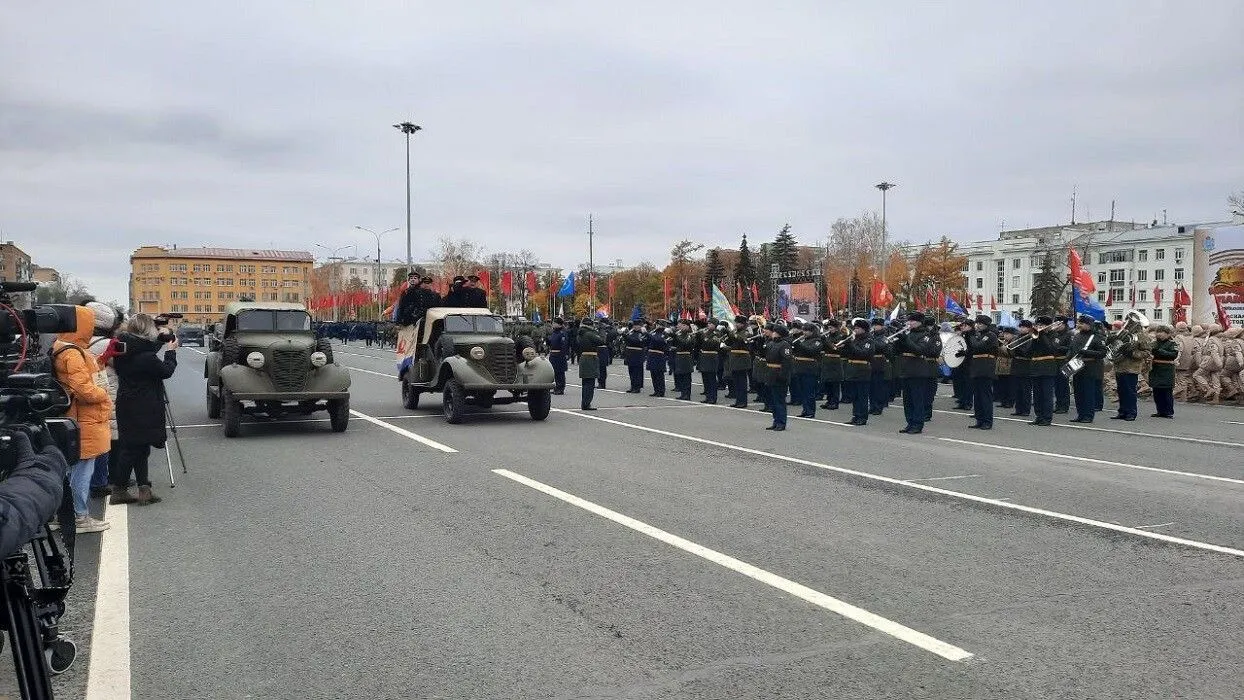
[905, 220, 1226, 323]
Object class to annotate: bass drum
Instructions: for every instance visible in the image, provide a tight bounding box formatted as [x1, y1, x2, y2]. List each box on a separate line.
[940, 332, 967, 368]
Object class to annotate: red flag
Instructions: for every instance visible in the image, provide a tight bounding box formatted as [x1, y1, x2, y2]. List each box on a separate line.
[751, 282, 760, 301]
[990, 295, 997, 311]
[1068, 249, 1095, 293]
[976, 293, 983, 310]
[937, 289, 945, 309]
[1153, 286, 1162, 307]
[526, 270, 538, 294]
[871, 281, 894, 307]
[500, 270, 514, 296]
[964, 293, 971, 310]
[735, 281, 743, 302]
[701, 283, 709, 303]
[477, 270, 491, 294]
[1214, 294, 1232, 329]
[1175, 285, 1191, 307]
[925, 289, 934, 309]
[607, 276, 616, 301]
[1105, 289, 1114, 307]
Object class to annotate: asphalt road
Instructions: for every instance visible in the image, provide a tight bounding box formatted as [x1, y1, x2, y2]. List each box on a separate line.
[11, 342, 1243, 699]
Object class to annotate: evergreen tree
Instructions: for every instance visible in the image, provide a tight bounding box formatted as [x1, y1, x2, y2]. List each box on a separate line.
[772, 223, 799, 271]
[849, 269, 863, 315]
[705, 248, 725, 287]
[753, 243, 773, 308]
[1030, 250, 1066, 316]
[733, 234, 755, 285]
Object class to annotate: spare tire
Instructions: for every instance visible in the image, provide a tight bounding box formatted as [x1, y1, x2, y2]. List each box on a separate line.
[314, 338, 335, 365]
[221, 337, 240, 366]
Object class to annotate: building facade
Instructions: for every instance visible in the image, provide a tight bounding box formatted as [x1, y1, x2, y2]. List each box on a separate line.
[904, 220, 1223, 323]
[0, 242, 33, 285]
[130, 246, 314, 323]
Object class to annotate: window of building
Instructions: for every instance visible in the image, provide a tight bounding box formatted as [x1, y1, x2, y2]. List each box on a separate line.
[1098, 250, 1132, 264]
[1097, 291, 1106, 303]
[1174, 248, 1184, 263]
[218, 305, 226, 312]
[1154, 269, 1165, 281]
[975, 261, 983, 271]
[1138, 290, 1147, 302]
[1153, 309, 1163, 320]
[169, 263, 187, 272]
[961, 261, 969, 272]
[1011, 294, 1019, 304]
[975, 277, 983, 289]
[217, 278, 233, 286]
[1136, 270, 1147, 282]
[1138, 250, 1148, 262]
[1097, 271, 1107, 284]
[1174, 268, 1184, 281]
[193, 263, 210, 272]
[1155, 249, 1165, 261]
[261, 265, 277, 274]
[1011, 275, 1020, 288]
[1012, 258, 1021, 270]
[1109, 269, 1126, 285]
[240, 264, 256, 274]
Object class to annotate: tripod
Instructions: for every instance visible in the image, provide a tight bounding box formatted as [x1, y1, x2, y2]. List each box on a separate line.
[161, 387, 188, 488]
[1, 524, 77, 700]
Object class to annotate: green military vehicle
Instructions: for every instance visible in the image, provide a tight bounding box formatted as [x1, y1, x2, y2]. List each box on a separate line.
[204, 301, 351, 437]
[399, 307, 556, 424]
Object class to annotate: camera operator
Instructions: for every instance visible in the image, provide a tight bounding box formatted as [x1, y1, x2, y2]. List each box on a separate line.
[85, 301, 123, 498]
[51, 306, 114, 534]
[0, 432, 69, 559]
[110, 314, 178, 506]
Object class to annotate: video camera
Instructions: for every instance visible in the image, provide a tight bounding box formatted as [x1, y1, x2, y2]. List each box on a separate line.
[152, 311, 183, 344]
[0, 281, 82, 695]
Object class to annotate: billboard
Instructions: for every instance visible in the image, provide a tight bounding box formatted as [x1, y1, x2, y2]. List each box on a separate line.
[1193, 224, 1244, 327]
[778, 282, 819, 321]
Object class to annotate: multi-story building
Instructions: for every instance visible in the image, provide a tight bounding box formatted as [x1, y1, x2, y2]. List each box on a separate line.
[129, 246, 314, 323]
[904, 219, 1227, 323]
[31, 265, 60, 285]
[0, 242, 33, 285]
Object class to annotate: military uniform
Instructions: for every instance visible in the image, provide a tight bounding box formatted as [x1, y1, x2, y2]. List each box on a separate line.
[1173, 323, 1195, 401]
[598, 323, 617, 389]
[1110, 324, 1152, 421]
[548, 321, 569, 394]
[1067, 319, 1108, 423]
[765, 327, 794, 430]
[843, 322, 878, 425]
[671, 324, 696, 400]
[576, 323, 603, 410]
[646, 325, 668, 397]
[792, 326, 823, 418]
[995, 330, 1015, 409]
[951, 321, 973, 410]
[750, 330, 771, 410]
[966, 316, 1000, 429]
[895, 314, 941, 434]
[1052, 319, 1073, 413]
[1149, 330, 1178, 417]
[869, 322, 890, 415]
[1029, 318, 1060, 425]
[1220, 327, 1244, 402]
[695, 322, 721, 404]
[1010, 325, 1034, 417]
[819, 324, 846, 410]
[623, 325, 648, 393]
[726, 318, 753, 408]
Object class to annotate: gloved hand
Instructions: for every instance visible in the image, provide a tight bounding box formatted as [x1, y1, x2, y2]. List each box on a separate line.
[0, 431, 69, 559]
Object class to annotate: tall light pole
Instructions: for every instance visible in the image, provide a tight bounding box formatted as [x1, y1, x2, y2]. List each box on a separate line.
[355, 225, 399, 320]
[393, 121, 422, 268]
[316, 243, 354, 322]
[875, 181, 896, 283]
[587, 215, 595, 306]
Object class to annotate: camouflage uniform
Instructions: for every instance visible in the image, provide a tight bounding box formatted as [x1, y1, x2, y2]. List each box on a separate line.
[1192, 324, 1224, 404]
[1220, 327, 1244, 403]
[1173, 322, 1195, 401]
[1186, 325, 1206, 401]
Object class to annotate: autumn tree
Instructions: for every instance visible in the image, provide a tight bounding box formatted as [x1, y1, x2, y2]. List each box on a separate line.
[34, 276, 92, 305]
[1229, 189, 1244, 217]
[431, 236, 484, 278]
[910, 237, 969, 304]
[665, 239, 705, 311]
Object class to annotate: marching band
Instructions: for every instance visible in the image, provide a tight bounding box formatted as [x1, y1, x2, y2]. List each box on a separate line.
[563, 308, 1214, 431]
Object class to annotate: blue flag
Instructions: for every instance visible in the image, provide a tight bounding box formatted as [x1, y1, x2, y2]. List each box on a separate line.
[557, 272, 575, 297]
[1073, 284, 1105, 322]
[630, 304, 643, 322]
[945, 294, 966, 316]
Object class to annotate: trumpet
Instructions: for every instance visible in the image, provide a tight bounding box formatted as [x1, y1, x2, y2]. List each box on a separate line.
[833, 335, 852, 350]
[884, 327, 911, 343]
[1005, 334, 1033, 351]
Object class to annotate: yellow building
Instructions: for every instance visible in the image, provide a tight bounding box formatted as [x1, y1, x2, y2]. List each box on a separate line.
[129, 246, 314, 323]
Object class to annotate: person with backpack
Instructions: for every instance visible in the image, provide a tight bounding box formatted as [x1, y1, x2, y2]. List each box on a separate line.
[110, 314, 178, 506]
[52, 305, 115, 533]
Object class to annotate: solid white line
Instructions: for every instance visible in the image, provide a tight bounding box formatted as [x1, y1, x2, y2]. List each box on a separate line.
[1225, 421, 1244, 426]
[349, 408, 457, 452]
[936, 438, 1244, 485]
[929, 408, 1244, 448]
[86, 503, 130, 700]
[342, 364, 396, 379]
[492, 468, 973, 661]
[905, 474, 981, 482]
[1133, 522, 1176, 530]
[554, 409, 1244, 559]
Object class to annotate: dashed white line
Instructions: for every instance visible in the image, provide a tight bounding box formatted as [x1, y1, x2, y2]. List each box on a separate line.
[86, 503, 130, 700]
[555, 409, 1244, 559]
[936, 438, 1244, 485]
[348, 408, 457, 452]
[929, 406, 1244, 448]
[493, 468, 973, 662]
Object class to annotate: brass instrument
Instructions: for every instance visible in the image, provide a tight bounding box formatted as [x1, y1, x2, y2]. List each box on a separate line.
[1005, 334, 1034, 351]
[1105, 310, 1150, 363]
[884, 327, 911, 343]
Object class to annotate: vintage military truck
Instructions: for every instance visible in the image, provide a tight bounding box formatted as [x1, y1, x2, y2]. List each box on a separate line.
[204, 301, 351, 437]
[399, 307, 556, 423]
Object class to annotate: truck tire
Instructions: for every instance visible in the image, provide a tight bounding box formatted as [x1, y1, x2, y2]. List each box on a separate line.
[221, 337, 240, 366]
[443, 378, 466, 424]
[402, 381, 420, 410]
[222, 390, 242, 437]
[314, 338, 335, 365]
[328, 397, 349, 432]
[527, 389, 551, 421]
[206, 380, 221, 419]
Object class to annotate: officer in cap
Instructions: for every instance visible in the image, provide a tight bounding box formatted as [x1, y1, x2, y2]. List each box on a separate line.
[646, 320, 669, 397]
[548, 317, 569, 394]
[576, 317, 603, 410]
[966, 314, 999, 429]
[623, 319, 648, 393]
[843, 319, 878, 425]
[764, 324, 793, 430]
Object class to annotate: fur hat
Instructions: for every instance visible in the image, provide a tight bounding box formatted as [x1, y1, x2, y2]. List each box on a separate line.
[1208, 323, 1223, 334]
[974, 314, 992, 326]
[1077, 314, 1096, 325]
[1153, 324, 1174, 334]
[772, 325, 789, 337]
[1191, 324, 1205, 336]
[852, 319, 870, 331]
[1224, 327, 1243, 339]
[1175, 321, 1189, 331]
[907, 311, 926, 323]
[1035, 315, 1053, 326]
[1019, 319, 1035, 329]
[84, 301, 118, 335]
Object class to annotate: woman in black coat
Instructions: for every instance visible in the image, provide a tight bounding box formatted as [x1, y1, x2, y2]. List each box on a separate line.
[110, 314, 178, 505]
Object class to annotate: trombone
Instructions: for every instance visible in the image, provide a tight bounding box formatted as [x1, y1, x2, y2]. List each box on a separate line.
[884, 327, 911, 343]
[1005, 334, 1033, 351]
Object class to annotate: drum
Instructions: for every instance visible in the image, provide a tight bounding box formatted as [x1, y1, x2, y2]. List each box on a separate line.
[940, 333, 967, 368]
[1061, 356, 1084, 379]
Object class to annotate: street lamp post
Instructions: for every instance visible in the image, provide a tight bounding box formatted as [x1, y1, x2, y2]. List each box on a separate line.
[315, 243, 354, 322]
[355, 225, 399, 320]
[393, 122, 422, 268]
[875, 181, 896, 283]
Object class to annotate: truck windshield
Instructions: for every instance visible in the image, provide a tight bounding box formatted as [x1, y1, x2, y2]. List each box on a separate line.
[443, 315, 505, 334]
[236, 310, 312, 332]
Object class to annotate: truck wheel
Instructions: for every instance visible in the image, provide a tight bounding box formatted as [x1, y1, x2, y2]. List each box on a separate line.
[222, 390, 242, 437]
[402, 381, 420, 410]
[221, 337, 240, 366]
[443, 378, 466, 424]
[206, 381, 221, 419]
[314, 338, 335, 364]
[328, 397, 350, 432]
[528, 389, 551, 421]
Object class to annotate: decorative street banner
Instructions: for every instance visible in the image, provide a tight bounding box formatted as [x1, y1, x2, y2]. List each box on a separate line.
[1194, 224, 1244, 327]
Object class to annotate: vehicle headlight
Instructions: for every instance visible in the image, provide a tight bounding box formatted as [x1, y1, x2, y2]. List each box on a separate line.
[522, 347, 537, 361]
[246, 351, 265, 369]
[469, 346, 486, 360]
[310, 351, 328, 367]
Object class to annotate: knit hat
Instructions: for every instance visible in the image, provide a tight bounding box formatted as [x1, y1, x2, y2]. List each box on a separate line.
[84, 301, 118, 335]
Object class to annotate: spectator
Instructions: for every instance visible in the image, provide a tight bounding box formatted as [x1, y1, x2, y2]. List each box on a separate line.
[52, 306, 114, 533]
[86, 302, 123, 499]
[111, 314, 178, 506]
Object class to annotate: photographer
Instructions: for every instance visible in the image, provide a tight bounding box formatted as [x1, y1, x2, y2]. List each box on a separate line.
[51, 306, 114, 533]
[110, 314, 178, 506]
[86, 301, 123, 498]
[0, 432, 69, 559]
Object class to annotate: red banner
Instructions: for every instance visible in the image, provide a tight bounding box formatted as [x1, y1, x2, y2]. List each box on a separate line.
[1069, 249, 1095, 293]
[1214, 294, 1232, 328]
[751, 282, 760, 302]
[1153, 286, 1162, 307]
[1175, 285, 1191, 307]
[1105, 289, 1114, 307]
[976, 293, 983, 310]
[526, 270, 538, 295]
[607, 276, 616, 301]
[501, 270, 514, 296]
[990, 295, 997, 311]
[477, 270, 491, 294]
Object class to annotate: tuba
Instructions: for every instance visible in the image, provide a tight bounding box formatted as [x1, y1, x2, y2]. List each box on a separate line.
[1105, 310, 1150, 363]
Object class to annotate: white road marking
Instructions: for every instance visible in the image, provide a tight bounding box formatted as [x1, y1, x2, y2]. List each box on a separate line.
[492, 468, 973, 662]
[929, 408, 1244, 448]
[348, 408, 457, 452]
[555, 409, 1244, 559]
[1224, 421, 1244, 426]
[1133, 522, 1176, 530]
[86, 503, 130, 700]
[905, 474, 982, 482]
[341, 364, 397, 379]
[936, 438, 1244, 485]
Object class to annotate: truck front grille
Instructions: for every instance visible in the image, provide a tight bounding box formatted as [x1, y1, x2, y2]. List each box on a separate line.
[270, 348, 309, 392]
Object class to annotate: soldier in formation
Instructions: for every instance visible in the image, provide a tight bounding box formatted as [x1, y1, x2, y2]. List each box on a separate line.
[575, 319, 602, 410]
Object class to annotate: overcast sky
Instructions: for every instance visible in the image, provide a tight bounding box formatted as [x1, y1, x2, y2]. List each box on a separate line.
[2, 1, 1241, 305]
